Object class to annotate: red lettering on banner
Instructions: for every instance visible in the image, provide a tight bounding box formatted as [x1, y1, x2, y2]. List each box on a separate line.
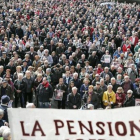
[31, 121, 46, 136]
[54, 120, 64, 135]
[67, 121, 77, 135]
[115, 122, 127, 136]
[78, 121, 94, 134]
[129, 121, 140, 136]
[20, 121, 30, 136]
[96, 122, 105, 135]
[107, 122, 114, 136]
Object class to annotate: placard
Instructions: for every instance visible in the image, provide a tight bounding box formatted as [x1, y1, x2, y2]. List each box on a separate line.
[8, 107, 140, 140]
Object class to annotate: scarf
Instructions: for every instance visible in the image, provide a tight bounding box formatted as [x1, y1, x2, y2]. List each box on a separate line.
[42, 81, 49, 88]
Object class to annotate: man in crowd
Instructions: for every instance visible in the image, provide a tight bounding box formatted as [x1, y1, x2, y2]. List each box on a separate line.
[36, 77, 53, 108]
[67, 87, 81, 109]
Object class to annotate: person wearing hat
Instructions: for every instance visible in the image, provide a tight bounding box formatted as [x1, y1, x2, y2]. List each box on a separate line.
[0, 95, 10, 122]
[123, 90, 135, 107]
[115, 87, 126, 108]
[21, 60, 28, 74]
[86, 85, 100, 109]
[0, 80, 13, 102]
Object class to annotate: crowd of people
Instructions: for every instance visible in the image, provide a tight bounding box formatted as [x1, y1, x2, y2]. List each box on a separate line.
[0, 0, 140, 138]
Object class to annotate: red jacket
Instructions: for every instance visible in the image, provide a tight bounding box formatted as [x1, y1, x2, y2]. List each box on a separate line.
[129, 36, 139, 47]
[115, 93, 126, 105]
[122, 44, 131, 52]
[97, 68, 103, 74]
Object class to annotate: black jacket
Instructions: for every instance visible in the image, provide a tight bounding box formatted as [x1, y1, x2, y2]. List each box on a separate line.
[16, 28, 24, 39]
[0, 105, 8, 122]
[14, 80, 26, 97]
[134, 88, 140, 99]
[55, 84, 67, 100]
[88, 55, 99, 68]
[67, 93, 81, 109]
[36, 83, 53, 102]
[112, 83, 119, 93]
[1, 57, 9, 67]
[123, 96, 135, 107]
[90, 92, 100, 109]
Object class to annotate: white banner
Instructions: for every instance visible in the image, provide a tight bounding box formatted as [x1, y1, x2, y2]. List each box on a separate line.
[8, 107, 140, 140]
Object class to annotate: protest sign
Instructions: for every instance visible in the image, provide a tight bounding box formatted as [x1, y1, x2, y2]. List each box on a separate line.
[8, 107, 140, 140]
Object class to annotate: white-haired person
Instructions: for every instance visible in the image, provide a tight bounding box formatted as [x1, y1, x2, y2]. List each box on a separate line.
[14, 73, 26, 108]
[123, 90, 135, 107]
[2, 128, 11, 140]
[26, 103, 36, 108]
[102, 84, 116, 109]
[67, 87, 81, 109]
[0, 126, 9, 138]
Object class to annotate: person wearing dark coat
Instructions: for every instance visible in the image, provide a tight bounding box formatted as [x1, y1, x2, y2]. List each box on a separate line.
[1, 52, 9, 68]
[111, 77, 119, 93]
[88, 85, 101, 109]
[54, 78, 67, 109]
[52, 64, 63, 86]
[36, 77, 53, 108]
[123, 90, 135, 107]
[121, 76, 134, 94]
[134, 83, 140, 99]
[88, 51, 99, 68]
[14, 73, 26, 108]
[70, 73, 81, 92]
[0, 108, 8, 127]
[92, 74, 101, 86]
[17, 46, 25, 59]
[100, 67, 113, 79]
[63, 71, 71, 87]
[23, 71, 34, 104]
[0, 80, 13, 100]
[80, 78, 89, 97]
[27, 47, 37, 62]
[15, 25, 24, 39]
[93, 82, 103, 102]
[67, 87, 81, 109]
[114, 35, 123, 48]
[0, 95, 10, 122]
[21, 61, 28, 74]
